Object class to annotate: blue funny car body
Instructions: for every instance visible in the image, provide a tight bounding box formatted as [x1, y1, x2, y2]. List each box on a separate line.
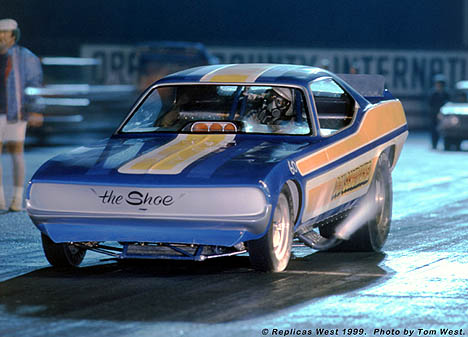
[27, 64, 408, 272]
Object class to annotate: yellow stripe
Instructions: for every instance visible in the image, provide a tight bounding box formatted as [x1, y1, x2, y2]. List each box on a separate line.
[150, 135, 227, 170]
[201, 64, 274, 83]
[130, 135, 228, 171]
[130, 135, 203, 170]
[208, 74, 250, 83]
[297, 100, 406, 176]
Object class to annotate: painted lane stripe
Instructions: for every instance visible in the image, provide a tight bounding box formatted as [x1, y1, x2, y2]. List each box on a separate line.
[296, 100, 407, 176]
[118, 134, 235, 175]
[285, 270, 386, 277]
[200, 64, 275, 83]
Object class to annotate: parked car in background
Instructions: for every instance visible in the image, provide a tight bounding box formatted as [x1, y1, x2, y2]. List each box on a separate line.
[27, 64, 407, 272]
[25, 57, 136, 144]
[136, 41, 219, 91]
[437, 81, 468, 151]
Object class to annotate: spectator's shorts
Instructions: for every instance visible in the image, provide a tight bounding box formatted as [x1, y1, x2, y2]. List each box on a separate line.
[0, 115, 27, 143]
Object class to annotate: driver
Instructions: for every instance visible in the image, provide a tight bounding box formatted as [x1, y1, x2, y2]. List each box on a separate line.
[257, 87, 294, 125]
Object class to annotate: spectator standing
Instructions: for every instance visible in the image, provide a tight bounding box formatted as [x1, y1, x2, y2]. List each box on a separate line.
[428, 74, 450, 150]
[0, 18, 43, 211]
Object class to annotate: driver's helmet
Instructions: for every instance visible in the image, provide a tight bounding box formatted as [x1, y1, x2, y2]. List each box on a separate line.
[259, 87, 294, 124]
[271, 87, 293, 116]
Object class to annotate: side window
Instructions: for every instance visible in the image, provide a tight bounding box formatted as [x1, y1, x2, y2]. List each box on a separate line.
[310, 78, 356, 136]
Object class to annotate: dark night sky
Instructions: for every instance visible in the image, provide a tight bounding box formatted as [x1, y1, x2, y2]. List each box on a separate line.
[3, 0, 464, 55]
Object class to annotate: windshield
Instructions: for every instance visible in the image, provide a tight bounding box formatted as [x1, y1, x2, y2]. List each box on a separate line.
[120, 85, 311, 135]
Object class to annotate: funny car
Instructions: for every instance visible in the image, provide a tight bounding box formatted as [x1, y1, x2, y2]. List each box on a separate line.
[26, 64, 408, 272]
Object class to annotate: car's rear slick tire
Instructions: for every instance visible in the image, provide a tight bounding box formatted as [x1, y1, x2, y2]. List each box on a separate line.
[41, 233, 86, 267]
[248, 188, 293, 272]
[321, 152, 392, 252]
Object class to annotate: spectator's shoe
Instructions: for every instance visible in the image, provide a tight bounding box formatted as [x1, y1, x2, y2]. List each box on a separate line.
[9, 198, 23, 212]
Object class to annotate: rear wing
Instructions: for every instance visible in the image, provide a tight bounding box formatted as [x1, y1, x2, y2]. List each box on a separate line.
[338, 74, 393, 102]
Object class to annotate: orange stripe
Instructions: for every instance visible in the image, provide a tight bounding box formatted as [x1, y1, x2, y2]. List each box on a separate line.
[297, 100, 406, 176]
[304, 180, 335, 216]
[296, 150, 329, 178]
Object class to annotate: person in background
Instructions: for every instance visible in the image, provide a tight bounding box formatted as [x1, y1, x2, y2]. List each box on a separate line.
[0, 18, 43, 211]
[318, 58, 330, 70]
[349, 61, 361, 74]
[428, 74, 450, 150]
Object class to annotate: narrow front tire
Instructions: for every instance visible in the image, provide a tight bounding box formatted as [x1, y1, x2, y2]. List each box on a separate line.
[248, 188, 293, 272]
[41, 233, 86, 267]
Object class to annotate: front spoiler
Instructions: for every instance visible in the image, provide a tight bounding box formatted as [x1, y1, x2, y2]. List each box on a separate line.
[28, 205, 272, 247]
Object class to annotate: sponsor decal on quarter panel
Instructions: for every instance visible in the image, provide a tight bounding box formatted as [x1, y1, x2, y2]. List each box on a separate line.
[118, 134, 235, 175]
[331, 160, 372, 200]
[302, 156, 378, 221]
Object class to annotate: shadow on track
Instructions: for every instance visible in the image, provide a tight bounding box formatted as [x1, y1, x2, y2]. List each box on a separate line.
[0, 251, 388, 323]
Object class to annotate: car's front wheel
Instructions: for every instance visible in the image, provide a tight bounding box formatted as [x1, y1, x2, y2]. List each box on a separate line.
[248, 188, 293, 272]
[41, 233, 86, 267]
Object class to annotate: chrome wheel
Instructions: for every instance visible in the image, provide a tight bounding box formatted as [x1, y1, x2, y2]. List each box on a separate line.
[272, 193, 291, 262]
[320, 152, 393, 252]
[373, 169, 390, 244]
[365, 152, 393, 251]
[248, 188, 294, 272]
